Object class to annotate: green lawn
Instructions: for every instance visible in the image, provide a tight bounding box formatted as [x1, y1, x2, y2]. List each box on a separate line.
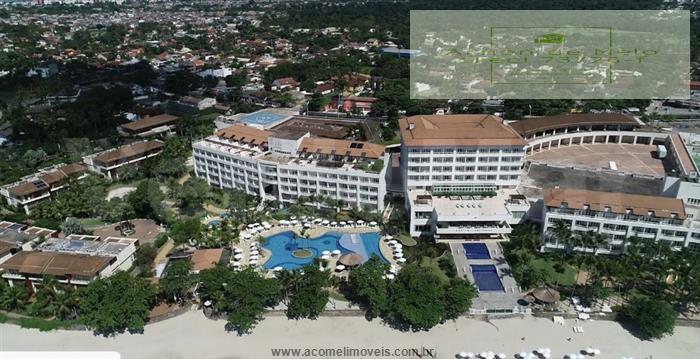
[531, 258, 577, 287]
[396, 234, 417, 246]
[418, 256, 450, 284]
[79, 217, 105, 228]
[381, 134, 401, 146]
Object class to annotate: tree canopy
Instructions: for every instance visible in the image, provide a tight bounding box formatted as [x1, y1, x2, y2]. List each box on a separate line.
[198, 266, 281, 335]
[625, 297, 676, 340]
[79, 271, 156, 336]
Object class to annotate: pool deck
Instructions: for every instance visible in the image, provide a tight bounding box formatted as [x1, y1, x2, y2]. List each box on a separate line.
[236, 224, 395, 275]
[450, 242, 522, 312]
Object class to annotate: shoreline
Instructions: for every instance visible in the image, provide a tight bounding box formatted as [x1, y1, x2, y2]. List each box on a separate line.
[1, 310, 699, 359]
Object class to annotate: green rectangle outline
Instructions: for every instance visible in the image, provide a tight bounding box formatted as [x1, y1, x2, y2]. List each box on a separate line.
[488, 26, 613, 85]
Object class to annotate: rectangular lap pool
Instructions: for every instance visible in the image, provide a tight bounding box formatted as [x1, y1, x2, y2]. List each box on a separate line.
[470, 265, 505, 292]
[463, 243, 491, 260]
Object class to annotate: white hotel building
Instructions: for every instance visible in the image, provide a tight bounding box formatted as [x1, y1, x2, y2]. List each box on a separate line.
[542, 188, 700, 254]
[192, 125, 389, 211]
[399, 115, 530, 240]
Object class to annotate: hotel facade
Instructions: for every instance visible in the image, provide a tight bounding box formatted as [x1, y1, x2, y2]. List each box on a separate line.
[192, 124, 389, 211]
[542, 188, 700, 254]
[398, 115, 530, 240]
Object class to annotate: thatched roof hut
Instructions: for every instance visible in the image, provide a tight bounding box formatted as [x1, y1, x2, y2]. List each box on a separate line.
[338, 252, 364, 266]
[524, 287, 561, 304]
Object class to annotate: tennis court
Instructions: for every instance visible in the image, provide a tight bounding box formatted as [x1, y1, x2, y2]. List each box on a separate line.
[471, 265, 505, 292]
[463, 243, 491, 260]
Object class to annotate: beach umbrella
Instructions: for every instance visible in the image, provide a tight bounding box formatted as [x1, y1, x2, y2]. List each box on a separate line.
[369, 221, 377, 226]
[576, 354, 584, 359]
[303, 222, 311, 228]
[290, 216, 297, 220]
[393, 248, 403, 253]
[479, 352, 487, 359]
[385, 274, 395, 280]
[233, 254, 243, 260]
[232, 262, 241, 267]
[244, 233, 252, 239]
[322, 250, 331, 255]
[273, 266, 283, 271]
[497, 354, 506, 359]
[357, 220, 365, 225]
[542, 353, 551, 359]
[458, 352, 468, 359]
[340, 221, 347, 226]
[396, 258, 407, 263]
[592, 349, 601, 356]
[247, 224, 255, 228]
[332, 249, 341, 256]
[249, 259, 258, 265]
[263, 223, 272, 229]
[250, 250, 260, 255]
[387, 240, 397, 245]
[335, 264, 346, 271]
[465, 353, 474, 358]
[385, 235, 393, 240]
[394, 243, 403, 249]
[394, 253, 404, 259]
[291, 220, 298, 225]
[321, 254, 330, 260]
[234, 248, 243, 253]
[487, 352, 494, 359]
[518, 352, 528, 358]
[322, 219, 330, 225]
[330, 222, 337, 226]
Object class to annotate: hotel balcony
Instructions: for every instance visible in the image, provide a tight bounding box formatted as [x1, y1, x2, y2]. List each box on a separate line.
[435, 222, 512, 235]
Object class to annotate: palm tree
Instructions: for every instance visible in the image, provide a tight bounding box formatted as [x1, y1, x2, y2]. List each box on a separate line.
[276, 269, 303, 306]
[53, 288, 80, 321]
[1, 285, 29, 311]
[590, 232, 609, 255]
[551, 220, 574, 253]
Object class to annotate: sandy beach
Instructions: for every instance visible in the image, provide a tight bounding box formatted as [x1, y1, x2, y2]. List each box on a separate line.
[1, 310, 698, 359]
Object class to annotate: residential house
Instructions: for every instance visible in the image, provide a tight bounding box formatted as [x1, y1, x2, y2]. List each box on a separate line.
[118, 114, 179, 138]
[82, 140, 164, 179]
[0, 163, 88, 214]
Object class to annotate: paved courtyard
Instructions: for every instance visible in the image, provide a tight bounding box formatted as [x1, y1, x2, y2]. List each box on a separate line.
[528, 143, 667, 177]
[520, 163, 664, 198]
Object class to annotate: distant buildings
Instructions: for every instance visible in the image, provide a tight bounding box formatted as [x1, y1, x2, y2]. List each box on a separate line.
[118, 114, 179, 138]
[271, 77, 299, 91]
[325, 96, 377, 115]
[83, 140, 164, 179]
[0, 163, 88, 214]
[175, 96, 217, 111]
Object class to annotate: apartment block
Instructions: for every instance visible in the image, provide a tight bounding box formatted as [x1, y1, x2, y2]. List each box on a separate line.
[193, 124, 389, 211]
[0, 163, 88, 214]
[0, 234, 139, 289]
[542, 188, 700, 254]
[83, 140, 164, 179]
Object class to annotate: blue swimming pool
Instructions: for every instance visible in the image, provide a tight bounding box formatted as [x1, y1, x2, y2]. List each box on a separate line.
[471, 265, 505, 292]
[241, 111, 287, 126]
[463, 243, 491, 260]
[262, 231, 386, 270]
